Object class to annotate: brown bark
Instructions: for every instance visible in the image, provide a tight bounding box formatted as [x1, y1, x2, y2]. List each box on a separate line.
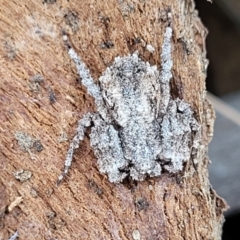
[0, 0, 227, 239]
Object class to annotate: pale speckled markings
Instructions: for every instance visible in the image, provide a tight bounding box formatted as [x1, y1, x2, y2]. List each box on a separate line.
[58, 26, 200, 184]
[8, 231, 18, 240]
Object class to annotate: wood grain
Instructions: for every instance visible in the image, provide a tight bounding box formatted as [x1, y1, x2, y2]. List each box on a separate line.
[0, 0, 227, 239]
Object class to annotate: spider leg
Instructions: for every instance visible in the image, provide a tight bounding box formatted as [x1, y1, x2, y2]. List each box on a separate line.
[57, 113, 94, 185]
[63, 34, 110, 122]
[63, 34, 101, 100]
[89, 114, 128, 183]
[158, 26, 173, 114]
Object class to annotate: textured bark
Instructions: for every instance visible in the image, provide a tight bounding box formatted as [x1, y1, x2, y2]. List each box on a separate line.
[0, 0, 227, 239]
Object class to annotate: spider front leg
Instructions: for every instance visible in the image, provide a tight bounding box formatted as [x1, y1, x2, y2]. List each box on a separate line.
[63, 33, 110, 122]
[158, 26, 173, 114]
[57, 113, 94, 185]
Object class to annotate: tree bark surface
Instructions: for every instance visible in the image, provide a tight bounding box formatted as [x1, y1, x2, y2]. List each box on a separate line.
[0, 0, 227, 239]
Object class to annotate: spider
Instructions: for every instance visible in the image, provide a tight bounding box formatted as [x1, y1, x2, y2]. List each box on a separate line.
[57, 26, 200, 184]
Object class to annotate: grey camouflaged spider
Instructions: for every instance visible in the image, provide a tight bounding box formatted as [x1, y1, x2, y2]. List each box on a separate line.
[57, 26, 200, 184]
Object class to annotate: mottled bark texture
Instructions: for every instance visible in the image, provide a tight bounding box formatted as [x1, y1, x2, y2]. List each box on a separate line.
[0, 0, 227, 239]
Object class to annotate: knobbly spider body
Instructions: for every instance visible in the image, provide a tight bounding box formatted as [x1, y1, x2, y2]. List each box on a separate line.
[58, 27, 200, 184]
